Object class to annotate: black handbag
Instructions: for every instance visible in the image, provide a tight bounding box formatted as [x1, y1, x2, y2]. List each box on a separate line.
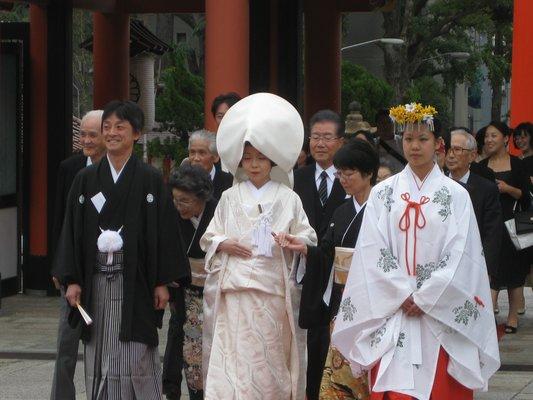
[515, 210, 533, 234]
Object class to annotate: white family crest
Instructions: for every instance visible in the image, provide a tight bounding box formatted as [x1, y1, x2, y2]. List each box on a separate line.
[146, 193, 154, 203]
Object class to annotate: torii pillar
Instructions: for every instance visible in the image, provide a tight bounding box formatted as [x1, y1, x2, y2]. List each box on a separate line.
[93, 12, 130, 108]
[510, 0, 533, 154]
[304, 0, 341, 122]
[204, 0, 249, 131]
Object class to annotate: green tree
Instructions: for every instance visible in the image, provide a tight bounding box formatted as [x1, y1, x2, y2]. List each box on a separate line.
[155, 45, 204, 134]
[380, 0, 512, 116]
[405, 76, 452, 129]
[341, 61, 393, 123]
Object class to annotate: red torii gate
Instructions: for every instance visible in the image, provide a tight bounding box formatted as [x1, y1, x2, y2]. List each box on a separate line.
[3, 0, 382, 292]
[5, 0, 532, 293]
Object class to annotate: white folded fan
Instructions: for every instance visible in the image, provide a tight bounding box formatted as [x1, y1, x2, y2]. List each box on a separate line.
[76, 301, 93, 326]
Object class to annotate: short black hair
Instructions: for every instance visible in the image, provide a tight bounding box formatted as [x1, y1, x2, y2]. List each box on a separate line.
[102, 100, 144, 133]
[514, 122, 533, 149]
[487, 120, 511, 137]
[211, 92, 242, 117]
[333, 138, 380, 185]
[309, 109, 344, 138]
[169, 164, 213, 201]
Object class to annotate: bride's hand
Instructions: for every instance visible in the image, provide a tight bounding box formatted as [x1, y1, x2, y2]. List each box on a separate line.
[217, 239, 252, 258]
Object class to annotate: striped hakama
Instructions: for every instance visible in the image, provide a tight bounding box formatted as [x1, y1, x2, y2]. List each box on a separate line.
[85, 251, 162, 400]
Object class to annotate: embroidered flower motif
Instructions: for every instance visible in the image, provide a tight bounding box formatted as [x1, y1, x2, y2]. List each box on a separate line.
[182, 287, 204, 391]
[416, 254, 450, 289]
[396, 332, 406, 347]
[432, 186, 452, 221]
[370, 326, 387, 348]
[377, 248, 399, 273]
[377, 185, 395, 212]
[453, 299, 480, 325]
[340, 297, 357, 321]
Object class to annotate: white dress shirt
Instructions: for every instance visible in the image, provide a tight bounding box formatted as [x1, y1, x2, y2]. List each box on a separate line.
[314, 164, 337, 198]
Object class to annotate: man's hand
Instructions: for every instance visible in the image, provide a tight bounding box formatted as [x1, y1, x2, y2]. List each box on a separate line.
[154, 285, 170, 310]
[65, 284, 82, 307]
[401, 295, 424, 317]
[217, 239, 253, 258]
[272, 232, 307, 255]
[52, 276, 61, 290]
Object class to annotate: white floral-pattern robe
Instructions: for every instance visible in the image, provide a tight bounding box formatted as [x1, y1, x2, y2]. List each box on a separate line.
[332, 164, 500, 400]
[200, 181, 317, 400]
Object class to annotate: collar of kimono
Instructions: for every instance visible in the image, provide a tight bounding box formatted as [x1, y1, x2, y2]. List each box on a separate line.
[398, 193, 430, 275]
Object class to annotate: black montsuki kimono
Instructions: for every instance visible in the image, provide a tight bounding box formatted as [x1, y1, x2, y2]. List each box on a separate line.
[52, 155, 191, 347]
[299, 198, 366, 328]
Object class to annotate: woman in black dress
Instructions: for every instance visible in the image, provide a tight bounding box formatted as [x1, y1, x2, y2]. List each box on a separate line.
[481, 121, 531, 333]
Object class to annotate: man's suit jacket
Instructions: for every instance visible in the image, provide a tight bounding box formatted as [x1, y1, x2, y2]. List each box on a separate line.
[212, 169, 233, 200]
[465, 171, 502, 277]
[293, 164, 346, 242]
[52, 154, 88, 252]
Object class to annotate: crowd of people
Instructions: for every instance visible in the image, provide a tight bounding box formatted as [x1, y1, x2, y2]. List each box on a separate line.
[49, 92, 532, 400]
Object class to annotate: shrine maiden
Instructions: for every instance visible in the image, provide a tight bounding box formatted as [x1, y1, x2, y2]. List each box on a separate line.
[332, 103, 500, 400]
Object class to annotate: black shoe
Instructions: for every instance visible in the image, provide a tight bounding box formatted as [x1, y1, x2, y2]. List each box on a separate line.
[504, 325, 518, 334]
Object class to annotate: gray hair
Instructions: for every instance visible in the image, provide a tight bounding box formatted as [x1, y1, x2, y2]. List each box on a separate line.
[81, 110, 103, 126]
[169, 164, 213, 201]
[450, 129, 477, 151]
[189, 129, 217, 156]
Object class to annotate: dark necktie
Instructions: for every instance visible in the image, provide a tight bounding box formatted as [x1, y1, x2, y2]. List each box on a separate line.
[318, 170, 328, 206]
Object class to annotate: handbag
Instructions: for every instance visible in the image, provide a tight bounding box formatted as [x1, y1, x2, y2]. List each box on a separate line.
[505, 198, 533, 250]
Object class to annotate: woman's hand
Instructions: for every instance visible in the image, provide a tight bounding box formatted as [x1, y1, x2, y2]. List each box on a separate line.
[401, 295, 424, 317]
[496, 179, 523, 200]
[272, 232, 307, 255]
[217, 239, 253, 258]
[495, 179, 509, 194]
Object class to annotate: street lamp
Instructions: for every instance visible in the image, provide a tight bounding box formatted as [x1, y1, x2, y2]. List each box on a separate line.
[341, 38, 404, 52]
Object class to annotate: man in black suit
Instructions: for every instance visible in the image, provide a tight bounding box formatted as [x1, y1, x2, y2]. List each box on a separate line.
[445, 129, 502, 279]
[188, 129, 233, 200]
[51, 110, 106, 400]
[293, 109, 346, 400]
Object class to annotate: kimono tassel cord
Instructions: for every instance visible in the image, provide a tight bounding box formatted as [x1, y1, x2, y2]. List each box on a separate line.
[398, 193, 430, 276]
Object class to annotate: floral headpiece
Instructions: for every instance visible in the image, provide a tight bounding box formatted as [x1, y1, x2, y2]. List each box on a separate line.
[389, 102, 438, 134]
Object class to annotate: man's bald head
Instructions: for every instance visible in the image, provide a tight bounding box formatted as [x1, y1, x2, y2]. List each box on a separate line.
[80, 110, 105, 162]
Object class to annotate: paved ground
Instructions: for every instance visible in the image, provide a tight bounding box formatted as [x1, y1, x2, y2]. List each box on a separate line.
[0, 289, 532, 399]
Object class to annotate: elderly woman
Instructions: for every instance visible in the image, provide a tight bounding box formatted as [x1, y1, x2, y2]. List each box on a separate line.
[163, 164, 217, 400]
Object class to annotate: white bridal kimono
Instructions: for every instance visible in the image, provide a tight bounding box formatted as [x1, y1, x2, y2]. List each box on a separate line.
[332, 163, 500, 400]
[200, 180, 317, 400]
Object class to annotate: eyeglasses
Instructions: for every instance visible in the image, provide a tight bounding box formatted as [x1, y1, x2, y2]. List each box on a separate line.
[173, 197, 196, 208]
[310, 134, 340, 143]
[446, 146, 472, 156]
[334, 170, 358, 179]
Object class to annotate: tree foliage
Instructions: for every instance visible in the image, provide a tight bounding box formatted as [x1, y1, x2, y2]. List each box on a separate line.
[341, 61, 393, 123]
[155, 45, 204, 135]
[380, 0, 512, 119]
